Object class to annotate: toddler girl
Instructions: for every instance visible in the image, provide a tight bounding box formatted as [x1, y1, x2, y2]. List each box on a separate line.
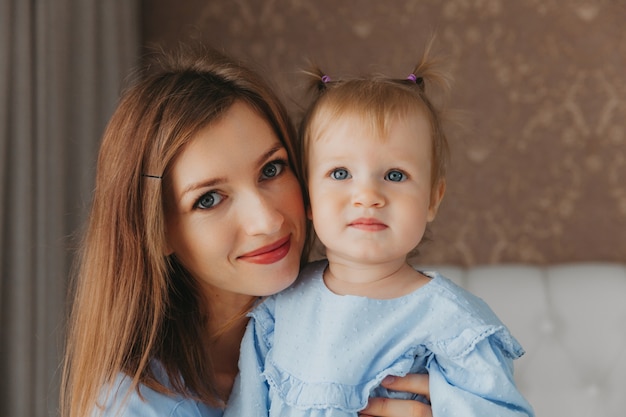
[225, 43, 534, 417]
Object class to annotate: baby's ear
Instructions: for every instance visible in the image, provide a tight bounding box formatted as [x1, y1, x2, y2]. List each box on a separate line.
[427, 179, 446, 222]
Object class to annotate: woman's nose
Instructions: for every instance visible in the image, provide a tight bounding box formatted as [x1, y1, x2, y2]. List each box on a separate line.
[239, 191, 284, 236]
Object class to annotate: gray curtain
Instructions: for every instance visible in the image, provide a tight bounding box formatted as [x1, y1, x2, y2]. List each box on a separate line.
[0, 1, 139, 416]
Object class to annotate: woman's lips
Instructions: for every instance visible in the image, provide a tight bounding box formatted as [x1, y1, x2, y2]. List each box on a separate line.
[349, 218, 388, 231]
[238, 235, 291, 264]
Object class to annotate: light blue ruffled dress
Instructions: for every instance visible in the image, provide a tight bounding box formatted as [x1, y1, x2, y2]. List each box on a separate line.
[226, 260, 535, 417]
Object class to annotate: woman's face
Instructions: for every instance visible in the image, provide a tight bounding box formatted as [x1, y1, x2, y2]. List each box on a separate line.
[165, 101, 306, 304]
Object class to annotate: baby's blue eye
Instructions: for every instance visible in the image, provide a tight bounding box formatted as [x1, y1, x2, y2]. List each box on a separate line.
[195, 191, 224, 209]
[385, 170, 407, 182]
[330, 168, 351, 180]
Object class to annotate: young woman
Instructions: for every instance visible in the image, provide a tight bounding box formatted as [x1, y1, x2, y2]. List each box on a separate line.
[60, 45, 433, 417]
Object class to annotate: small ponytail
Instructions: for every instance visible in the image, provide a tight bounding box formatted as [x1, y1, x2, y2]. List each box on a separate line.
[406, 73, 425, 92]
[302, 66, 332, 94]
[405, 35, 452, 96]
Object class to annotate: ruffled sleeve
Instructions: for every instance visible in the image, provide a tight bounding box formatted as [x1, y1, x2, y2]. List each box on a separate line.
[427, 329, 534, 416]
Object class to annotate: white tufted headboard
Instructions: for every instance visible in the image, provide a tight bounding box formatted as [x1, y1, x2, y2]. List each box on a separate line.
[422, 263, 626, 417]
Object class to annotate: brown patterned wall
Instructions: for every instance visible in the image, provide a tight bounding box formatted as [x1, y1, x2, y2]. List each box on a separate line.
[142, 0, 626, 266]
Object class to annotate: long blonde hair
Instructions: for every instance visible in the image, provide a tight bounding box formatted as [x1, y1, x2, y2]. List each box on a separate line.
[61, 45, 301, 417]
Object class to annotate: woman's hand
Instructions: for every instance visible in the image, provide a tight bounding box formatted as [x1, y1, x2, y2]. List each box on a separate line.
[359, 374, 431, 417]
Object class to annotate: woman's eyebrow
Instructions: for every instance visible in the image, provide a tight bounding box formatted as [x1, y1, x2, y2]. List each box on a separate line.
[178, 143, 284, 201]
[180, 177, 225, 201]
[257, 144, 284, 165]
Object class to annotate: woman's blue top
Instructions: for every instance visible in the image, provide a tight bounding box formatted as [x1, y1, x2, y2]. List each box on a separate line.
[94, 361, 223, 417]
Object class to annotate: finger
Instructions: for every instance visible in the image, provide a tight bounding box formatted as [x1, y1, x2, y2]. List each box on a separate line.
[361, 396, 432, 417]
[381, 374, 430, 400]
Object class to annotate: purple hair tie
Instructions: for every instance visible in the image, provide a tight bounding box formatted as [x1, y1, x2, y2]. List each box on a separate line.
[407, 73, 418, 83]
[321, 75, 331, 83]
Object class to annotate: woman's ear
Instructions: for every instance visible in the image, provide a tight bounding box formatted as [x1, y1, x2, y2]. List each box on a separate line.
[163, 226, 175, 256]
[162, 191, 176, 256]
[427, 179, 446, 222]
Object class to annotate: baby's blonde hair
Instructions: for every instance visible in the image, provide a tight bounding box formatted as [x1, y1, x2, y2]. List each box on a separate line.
[298, 38, 452, 208]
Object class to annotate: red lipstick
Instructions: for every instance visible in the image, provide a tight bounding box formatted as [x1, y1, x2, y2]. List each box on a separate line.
[238, 235, 291, 264]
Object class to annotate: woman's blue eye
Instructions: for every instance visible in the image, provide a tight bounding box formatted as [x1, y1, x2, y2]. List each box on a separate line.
[330, 168, 351, 180]
[385, 170, 407, 182]
[261, 160, 286, 179]
[195, 191, 224, 209]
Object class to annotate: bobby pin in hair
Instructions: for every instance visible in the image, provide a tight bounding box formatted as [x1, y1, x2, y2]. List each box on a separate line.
[142, 174, 162, 179]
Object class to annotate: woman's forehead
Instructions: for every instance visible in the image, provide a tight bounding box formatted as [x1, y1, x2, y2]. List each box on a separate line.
[168, 102, 282, 184]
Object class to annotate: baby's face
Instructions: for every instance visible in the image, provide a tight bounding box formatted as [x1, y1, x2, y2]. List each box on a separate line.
[306, 112, 445, 266]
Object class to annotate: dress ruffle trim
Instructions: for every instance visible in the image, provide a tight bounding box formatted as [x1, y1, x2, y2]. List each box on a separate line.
[433, 325, 525, 360]
[262, 350, 420, 413]
[261, 325, 523, 414]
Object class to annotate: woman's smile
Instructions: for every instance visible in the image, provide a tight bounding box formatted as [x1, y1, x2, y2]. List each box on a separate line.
[238, 235, 292, 264]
